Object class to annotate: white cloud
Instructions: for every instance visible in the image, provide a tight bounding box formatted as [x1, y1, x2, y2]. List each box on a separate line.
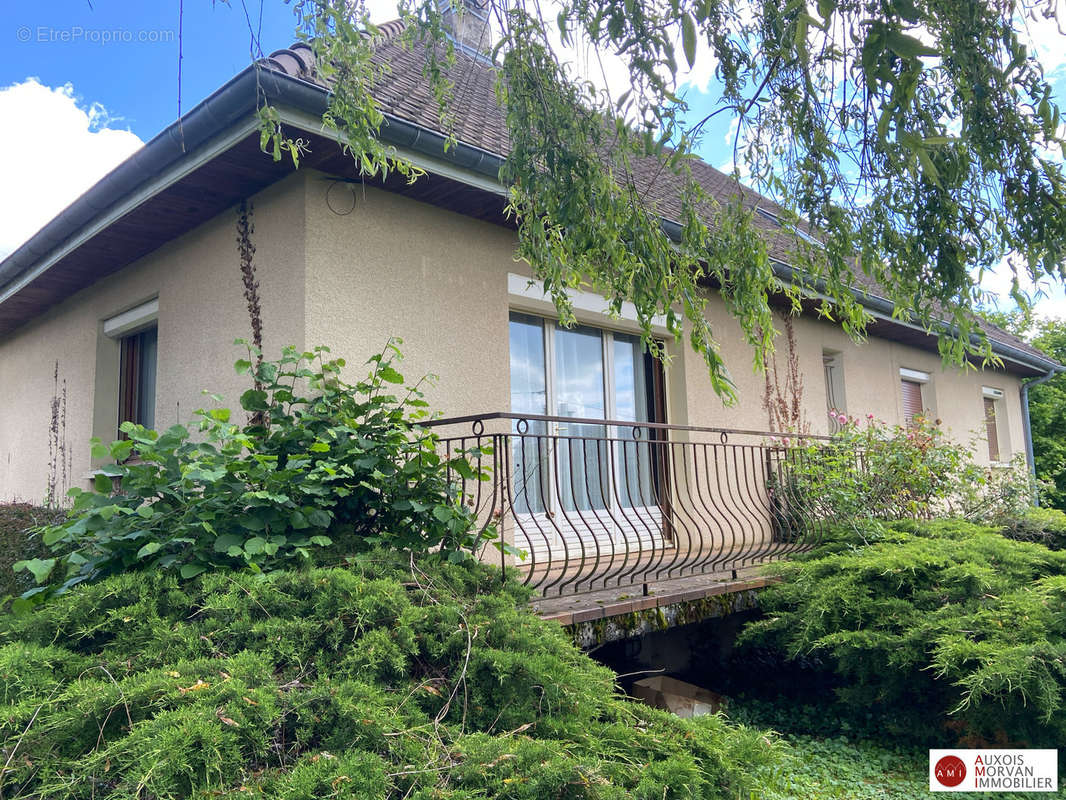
[0, 79, 143, 261]
[1017, 4, 1066, 80]
[978, 253, 1066, 321]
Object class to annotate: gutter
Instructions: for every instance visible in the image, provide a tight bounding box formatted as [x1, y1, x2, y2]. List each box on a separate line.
[763, 250, 1063, 376]
[0, 63, 1060, 379]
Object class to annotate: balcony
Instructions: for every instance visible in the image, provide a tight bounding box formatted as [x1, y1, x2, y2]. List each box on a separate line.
[424, 412, 836, 598]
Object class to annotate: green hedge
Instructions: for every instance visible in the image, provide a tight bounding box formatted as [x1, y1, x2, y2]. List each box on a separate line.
[0, 555, 780, 799]
[1000, 505, 1066, 550]
[0, 504, 65, 599]
[742, 520, 1066, 745]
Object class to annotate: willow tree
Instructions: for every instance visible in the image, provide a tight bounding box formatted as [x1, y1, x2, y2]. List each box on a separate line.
[266, 0, 1066, 400]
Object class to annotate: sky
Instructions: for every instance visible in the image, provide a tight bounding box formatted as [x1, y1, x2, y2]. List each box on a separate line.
[2, 1, 1065, 323]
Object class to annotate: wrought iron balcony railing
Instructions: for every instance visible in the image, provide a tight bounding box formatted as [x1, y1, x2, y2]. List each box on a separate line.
[423, 412, 836, 597]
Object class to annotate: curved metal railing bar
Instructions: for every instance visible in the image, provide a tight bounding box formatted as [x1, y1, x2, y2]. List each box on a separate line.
[424, 413, 855, 598]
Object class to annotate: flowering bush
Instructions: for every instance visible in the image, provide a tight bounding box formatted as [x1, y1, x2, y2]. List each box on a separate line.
[775, 412, 1038, 532]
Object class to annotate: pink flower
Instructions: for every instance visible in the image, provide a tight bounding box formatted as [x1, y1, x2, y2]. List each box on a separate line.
[782, 437, 791, 447]
[866, 413, 874, 419]
[837, 413, 848, 425]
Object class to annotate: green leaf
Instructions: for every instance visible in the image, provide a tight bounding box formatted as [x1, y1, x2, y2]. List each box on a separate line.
[180, 564, 207, 579]
[307, 508, 332, 528]
[450, 459, 477, 480]
[916, 148, 941, 187]
[921, 136, 957, 146]
[681, 12, 697, 69]
[13, 558, 56, 584]
[378, 365, 404, 384]
[240, 389, 269, 412]
[885, 31, 938, 59]
[244, 536, 267, 555]
[234, 358, 253, 374]
[42, 526, 67, 547]
[94, 473, 113, 493]
[90, 439, 110, 460]
[208, 408, 231, 423]
[309, 441, 331, 453]
[136, 504, 155, 519]
[214, 533, 244, 553]
[137, 542, 163, 559]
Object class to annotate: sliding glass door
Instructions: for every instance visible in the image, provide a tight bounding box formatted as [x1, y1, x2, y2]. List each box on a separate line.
[508, 311, 661, 547]
[553, 325, 608, 512]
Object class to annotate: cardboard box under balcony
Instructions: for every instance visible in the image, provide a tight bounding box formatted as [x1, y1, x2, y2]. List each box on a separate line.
[631, 676, 725, 718]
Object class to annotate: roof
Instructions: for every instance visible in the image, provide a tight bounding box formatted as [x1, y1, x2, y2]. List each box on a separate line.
[0, 22, 1058, 375]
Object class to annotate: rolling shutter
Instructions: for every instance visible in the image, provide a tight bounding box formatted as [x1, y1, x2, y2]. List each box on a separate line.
[901, 379, 924, 425]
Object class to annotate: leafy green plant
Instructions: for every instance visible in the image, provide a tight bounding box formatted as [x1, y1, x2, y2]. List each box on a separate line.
[774, 415, 964, 530]
[0, 505, 65, 600]
[16, 341, 496, 606]
[0, 556, 780, 798]
[743, 520, 1066, 745]
[775, 415, 1038, 532]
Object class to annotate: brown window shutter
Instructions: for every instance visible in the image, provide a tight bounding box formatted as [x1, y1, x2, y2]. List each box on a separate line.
[901, 380, 924, 425]
[118, 334, 141, 435]
[984, 397, 1000, 461]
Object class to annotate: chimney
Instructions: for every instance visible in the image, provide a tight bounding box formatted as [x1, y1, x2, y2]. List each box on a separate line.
[439, 0, 493, 60]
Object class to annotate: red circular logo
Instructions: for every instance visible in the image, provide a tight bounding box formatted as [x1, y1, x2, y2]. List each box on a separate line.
[935, 755, 967, 787]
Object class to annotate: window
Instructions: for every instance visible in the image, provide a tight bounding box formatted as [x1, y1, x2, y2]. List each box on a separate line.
[823, 350, 846, 432]
[119, 326, 158, 430]
[982, 386, 1008, 462]
[102, 299, 159, 438]
[508, 311, 661, 516]
[899, 368, 931, 427]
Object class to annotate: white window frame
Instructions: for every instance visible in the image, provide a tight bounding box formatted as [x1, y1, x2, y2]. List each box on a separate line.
[508, 310, 665, 553]
[508, 273, 668, 334]
[899, 367, 935, 425]
[982, 386, 1010, 463]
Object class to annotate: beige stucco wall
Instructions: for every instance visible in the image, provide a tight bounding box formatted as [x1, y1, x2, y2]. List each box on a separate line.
[0, 167, 1028, 507]
[303, 175, 512, 417]
[0, 173, 307, 504]
[671, 293, 1025, 467]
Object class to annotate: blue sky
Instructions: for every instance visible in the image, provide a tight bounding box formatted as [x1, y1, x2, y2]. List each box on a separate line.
[1, 1, 1064, 320]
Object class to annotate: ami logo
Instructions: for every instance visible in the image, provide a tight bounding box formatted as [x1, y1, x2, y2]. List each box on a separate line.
[934, 756, 967, 788]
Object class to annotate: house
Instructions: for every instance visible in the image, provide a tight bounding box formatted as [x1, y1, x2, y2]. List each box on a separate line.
[0, 11, 1059, 595]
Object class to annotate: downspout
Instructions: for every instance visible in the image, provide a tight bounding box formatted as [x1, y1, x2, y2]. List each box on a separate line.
[1021, 366, 1062, 505]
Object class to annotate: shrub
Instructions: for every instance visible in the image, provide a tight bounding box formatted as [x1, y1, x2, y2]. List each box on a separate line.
[999, 505, 1066, 550]
[0, 504, 65, 599]
[777, 415, 1038, 532]
[0, 556, 780, 798]
[16, 341, 497, 607]
[742, 520, 1066, 744]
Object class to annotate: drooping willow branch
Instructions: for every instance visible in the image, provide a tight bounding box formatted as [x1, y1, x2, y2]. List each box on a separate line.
[256, 0, 1066, 399]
